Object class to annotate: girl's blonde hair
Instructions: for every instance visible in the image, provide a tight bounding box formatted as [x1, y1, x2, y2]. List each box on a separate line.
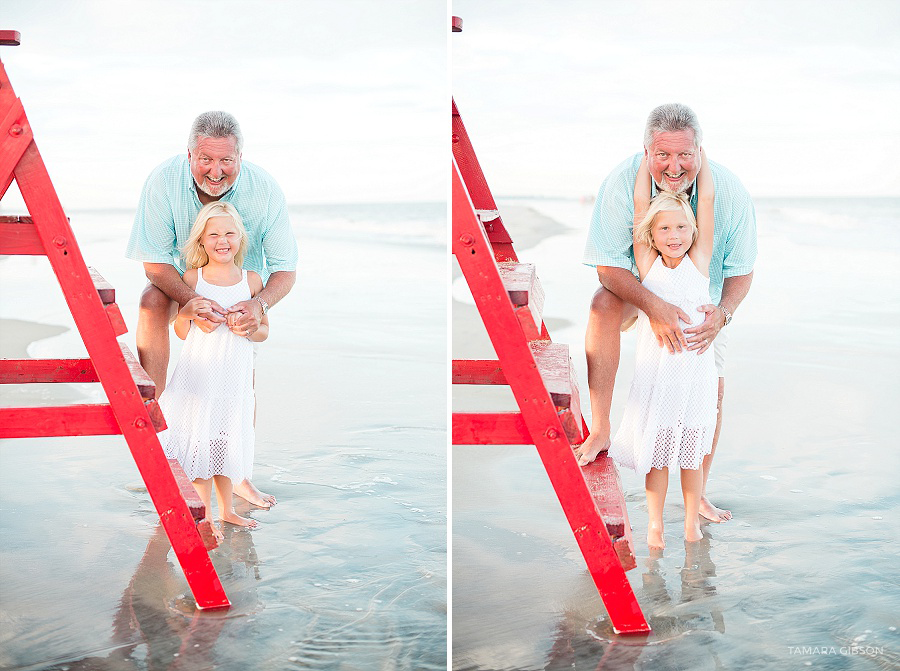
[633, 191, 698, 252]
[182, 202, 248, 269]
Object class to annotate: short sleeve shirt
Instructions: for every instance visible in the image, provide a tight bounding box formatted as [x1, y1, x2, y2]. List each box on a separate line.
[582, 153, 757, 304]
[126, 155, 298, 282]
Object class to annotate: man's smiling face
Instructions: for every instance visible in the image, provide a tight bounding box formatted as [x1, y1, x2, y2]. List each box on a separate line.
[189, 135, 241, 198]
[645, 129, 699, 194]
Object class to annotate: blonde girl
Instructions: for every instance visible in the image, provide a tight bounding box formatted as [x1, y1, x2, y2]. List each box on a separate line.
[160, 202, 269, 540]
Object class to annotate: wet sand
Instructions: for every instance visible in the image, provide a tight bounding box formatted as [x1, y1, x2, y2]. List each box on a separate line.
[452, 198, 900, 669]
[0, 208, 447, 670]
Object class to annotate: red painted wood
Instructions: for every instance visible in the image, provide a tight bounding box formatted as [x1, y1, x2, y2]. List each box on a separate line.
[0, 68, 229, 609]
[0, 404, 120, 437]
[105, 303, 127, 337]
[582, 455, 637, 571]
[452, 359, 506, 385]
[0, 95, 30, 197]
[452, 412, 529, 444]
[0, 349, 153, 400]
[451, 16, 463, 32]
[0, 31, 21, 46]
[452, 99, 516, 255]
[452, 158, 649, 634]
[453, 408, 581, 445]
[0, 219, 43, 254]
[89, 267, 116, 303]
[0, 358, 97, 384]
[168, 458, 218, 551]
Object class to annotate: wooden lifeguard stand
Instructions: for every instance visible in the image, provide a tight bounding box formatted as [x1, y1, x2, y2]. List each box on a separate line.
[452, 18, 650, 635]
[0, 31, 229, 609]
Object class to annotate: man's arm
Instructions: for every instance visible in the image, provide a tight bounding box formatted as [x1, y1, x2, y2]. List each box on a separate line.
[720, 271, 753, 317]
[597, 266, 691, 353]
[256, 270, 296, 310]
[143, 263, 197, 305]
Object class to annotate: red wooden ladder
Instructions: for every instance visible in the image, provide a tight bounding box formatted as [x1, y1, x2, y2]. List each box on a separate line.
[452, 98, 650, 634]
[0, 36, 229, 609]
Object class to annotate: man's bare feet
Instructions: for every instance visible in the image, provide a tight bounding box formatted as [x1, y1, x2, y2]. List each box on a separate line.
[574, 433, 611, 466]
[647, 523, 665, 549]
[699, 496, 732, 523]
[234, 479, 276, 508]
[221, 510, 259, 529]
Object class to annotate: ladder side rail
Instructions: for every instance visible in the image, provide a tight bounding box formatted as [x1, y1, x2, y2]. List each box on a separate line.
[452, 160, 650, 634]
[10, 131, 230, 609]
[452, 98, 516, 261]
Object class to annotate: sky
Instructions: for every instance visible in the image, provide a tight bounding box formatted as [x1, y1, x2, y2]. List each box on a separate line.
[0, 0, 447, 210]
[452, 0, 900, 199]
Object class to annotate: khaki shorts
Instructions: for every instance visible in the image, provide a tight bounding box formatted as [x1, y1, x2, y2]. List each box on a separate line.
[714, 326, 727, 377]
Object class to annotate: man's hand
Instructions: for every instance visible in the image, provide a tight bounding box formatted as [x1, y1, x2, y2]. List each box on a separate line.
[226, 299, 263, 338]
[646, 300, 692, 353]
[684, 304, 725, 354]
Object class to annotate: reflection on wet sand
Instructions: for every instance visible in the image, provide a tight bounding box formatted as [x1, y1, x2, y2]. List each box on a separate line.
[544, 535, 725, 671]
[47, 523, 260, 671]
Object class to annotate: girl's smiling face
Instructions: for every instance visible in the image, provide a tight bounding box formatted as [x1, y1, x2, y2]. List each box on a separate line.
[651, 210, 694, 267]
[200, 215, 242, 264]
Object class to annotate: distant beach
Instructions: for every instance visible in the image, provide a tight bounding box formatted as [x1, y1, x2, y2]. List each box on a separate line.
[452, 196, 900, 670]
[0, 202, 447, 670]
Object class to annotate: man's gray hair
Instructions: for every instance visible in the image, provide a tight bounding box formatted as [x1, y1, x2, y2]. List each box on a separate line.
[644, 103, 702, 148]
[188, 111, 243, 154]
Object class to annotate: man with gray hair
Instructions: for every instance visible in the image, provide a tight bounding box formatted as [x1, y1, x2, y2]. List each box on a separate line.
[577, 103, 756, 523]
[126, 111, 298, 508]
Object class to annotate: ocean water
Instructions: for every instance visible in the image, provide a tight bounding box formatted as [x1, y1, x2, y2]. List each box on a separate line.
[452, 197, 900, 670]
[0, 202, 448, 670]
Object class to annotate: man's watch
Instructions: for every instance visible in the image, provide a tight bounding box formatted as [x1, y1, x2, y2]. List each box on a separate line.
[719, 304, 732, 326]
[255, 296, 269, 315]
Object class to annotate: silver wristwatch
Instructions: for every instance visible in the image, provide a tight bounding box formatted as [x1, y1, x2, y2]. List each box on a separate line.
[255, 296, 269, 315]
[719, 304, 732, 326]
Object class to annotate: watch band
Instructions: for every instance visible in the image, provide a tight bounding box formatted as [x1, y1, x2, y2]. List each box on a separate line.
[255, 296, 269, 315]
[719, 304, 732, 326]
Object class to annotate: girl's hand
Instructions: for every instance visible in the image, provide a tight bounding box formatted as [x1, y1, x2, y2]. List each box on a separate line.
[179, 297, 212, 320]
[179, 297, 223, 333]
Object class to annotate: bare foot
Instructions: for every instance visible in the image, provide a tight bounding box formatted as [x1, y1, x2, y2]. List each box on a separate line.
[221, 510, 259, 529]
[699, 496, 732, 523]
[685, 521, 703, 543]
[234, 479, 276, 508]
[574, 433, 611, 466]
[647, 524, 665, 549]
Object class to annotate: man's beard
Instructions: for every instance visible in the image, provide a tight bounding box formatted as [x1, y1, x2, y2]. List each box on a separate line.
[195, 178, 233, 198]
[654, 175, 690, 195]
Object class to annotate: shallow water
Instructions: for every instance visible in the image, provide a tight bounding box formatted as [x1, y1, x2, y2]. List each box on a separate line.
[0, 204, 447, 670]
[452, 197, 900, 670]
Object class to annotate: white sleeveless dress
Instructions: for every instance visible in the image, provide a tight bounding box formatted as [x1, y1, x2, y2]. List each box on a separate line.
[160, 268, 255, 482]
[609, 255, 718, 476]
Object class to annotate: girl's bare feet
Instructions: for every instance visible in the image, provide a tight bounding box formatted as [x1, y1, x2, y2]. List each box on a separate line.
[206, 517, 225, 542]
[685, 520, 703, 543]
[647, 523, 665, 549]
[221, 510, 258, 529]
[699, 496, 732, 523]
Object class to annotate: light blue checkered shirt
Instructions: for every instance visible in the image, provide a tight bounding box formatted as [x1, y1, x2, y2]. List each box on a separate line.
[583, 153, 756, 304]
[126, 155, 298, 282]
